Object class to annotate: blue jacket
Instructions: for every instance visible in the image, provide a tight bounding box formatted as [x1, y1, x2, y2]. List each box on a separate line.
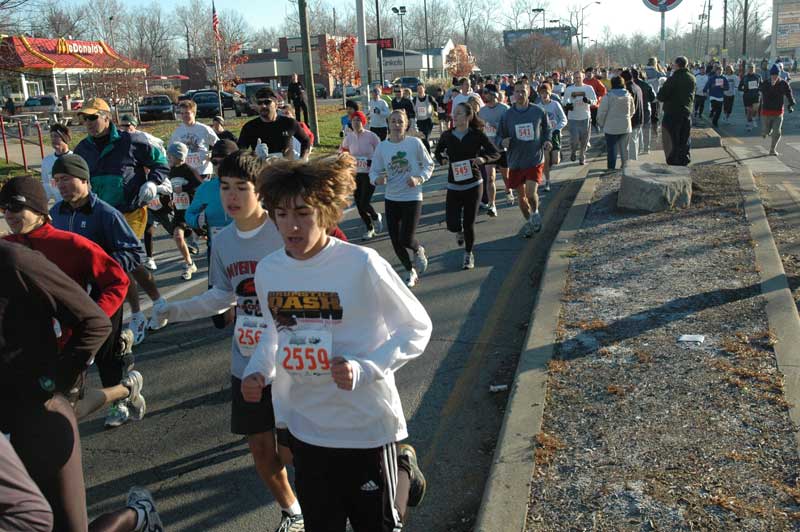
[74, 123, 169, 214]
[185, 177, 232, 233]
[50, 193, 142, 272]
[704, 74, 729, 99]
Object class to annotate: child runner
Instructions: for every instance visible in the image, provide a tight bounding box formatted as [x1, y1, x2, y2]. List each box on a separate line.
[165, 141, 204, 280]
[241, 155, 431, 532]
[435, 102, 500, 270]
[536, 82, 568, 192]
[152, 151, 305, 532]
[369, 110, 434, 288]
[340, 110, 383, 240]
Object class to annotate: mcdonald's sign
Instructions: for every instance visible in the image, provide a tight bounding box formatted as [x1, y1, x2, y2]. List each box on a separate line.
[56, 38, 103, 55]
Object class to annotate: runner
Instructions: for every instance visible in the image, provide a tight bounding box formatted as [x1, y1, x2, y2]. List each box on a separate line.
[369, 110, 434, 288]
[433, 86, 449, 134]
[536, 82, 568, 192]
[368, 85, 390, 140]
[497, 80, 553, 238]
[693, 66, 709, 118]
[478, 89, 514, 210]
[704, 64, 729, 127]
[340, 100, 361, 137]
[723, 64, 739, 122]
[413, 82, 436, 152]
[151, 151, 305, 532]
[658, 56, 695, 166]
[584, 67, 608, 133]
[435, 101, 500, 269]
[240, 155, 431, 532]
[739, 63, 762, 132]
[39, 123, 72, 202]
[169, 99, 219, 179]
[238, 88, 311, 160]
[631, 69, 656, 155]
[451, 77, 484, 117]
[73, 97, 171, 344]
[212, 115, 238, 143]
[563, 70, 597, 165]
[0, 240, 166, 532]
[119, 114, 166, 157]
[759, 64, 796, 156]
[164, 141, 205, 280]
[340, 110, 383, 240]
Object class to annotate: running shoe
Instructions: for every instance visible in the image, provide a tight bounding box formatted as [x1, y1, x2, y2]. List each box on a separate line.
[187, 238, 200, 255]
[406, 268, 419, 288]
[374, 213, 384, 234]
[122, 370, 146, 421]
[463, 252, 475, 270]
[570, 151, 576, 162]
[770, 149, 779, 156]
[119, 328, 134, 356]
[544, 181, 551, 192]
[147, 298, 169, 331]
[579, 157, 586, 165]
[487, 204, 498, 217]
[414, 246, 428, 274]
[181, 262, 197, 280]
[126, 487, 163, 532]
[507, 190, 516, 205]
[104, 400, 131, 428]
[397, 444, 427, 507]
[522, 221, 533, 239]
[128, 312, 147, 345]
[362, 228, 376, 241]
[479, 202, 489, 211]
[275, 512, 305, 532]
[456, 231, 464, 247]
[142, 256, 157, 271]
[530, 212, 543, 233]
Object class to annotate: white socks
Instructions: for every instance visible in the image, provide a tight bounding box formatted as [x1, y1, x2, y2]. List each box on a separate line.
[282, 500, 302, 516]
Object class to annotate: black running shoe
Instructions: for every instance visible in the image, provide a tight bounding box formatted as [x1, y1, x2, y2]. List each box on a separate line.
[397, 443, 426, 507]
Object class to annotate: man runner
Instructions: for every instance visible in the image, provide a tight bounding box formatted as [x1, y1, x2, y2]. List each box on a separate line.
[759, 64, 796, 156]
[238, 88, 311, 160]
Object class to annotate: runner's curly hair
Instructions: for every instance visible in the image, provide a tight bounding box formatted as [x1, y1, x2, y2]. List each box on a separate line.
[217, 150, 266, 184]
[258, 155, 356, 229]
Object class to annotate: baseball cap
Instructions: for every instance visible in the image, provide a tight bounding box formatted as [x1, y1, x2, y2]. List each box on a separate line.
[120, 114, 138, 127]
[167, 142, 189, 161]
[0, 176, 50, 216]
[79, 97, 111, 116]
[212, 115, 225, 124]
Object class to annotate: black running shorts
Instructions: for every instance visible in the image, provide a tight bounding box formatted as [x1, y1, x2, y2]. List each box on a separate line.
[230, 376, 275, 435]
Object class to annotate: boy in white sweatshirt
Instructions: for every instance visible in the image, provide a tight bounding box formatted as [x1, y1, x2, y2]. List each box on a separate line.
[241, 155, 432, 532]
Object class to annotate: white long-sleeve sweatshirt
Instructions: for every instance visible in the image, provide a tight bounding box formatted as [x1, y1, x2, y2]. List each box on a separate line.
[369, 136, 434, 202]
[243, 237, 433, 449]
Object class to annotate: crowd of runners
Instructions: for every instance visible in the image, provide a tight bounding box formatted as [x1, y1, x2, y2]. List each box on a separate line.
[1, 53, 797, 532]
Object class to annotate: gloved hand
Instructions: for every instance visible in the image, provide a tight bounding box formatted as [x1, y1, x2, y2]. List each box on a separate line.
[155, 179, 172, 196]
[151, 301, 177, 327]
[137, 181, 158, 205]
[790, 106, 795, 113]
[564, 103, 574, 112]
[339, 130, 344, 138]
[198, 211, 207, 229]
[583, 97, 590, 104]
[254, 138, 269, 160]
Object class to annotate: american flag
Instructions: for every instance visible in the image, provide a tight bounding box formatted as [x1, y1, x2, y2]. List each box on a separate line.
[212, 1, 222, 42]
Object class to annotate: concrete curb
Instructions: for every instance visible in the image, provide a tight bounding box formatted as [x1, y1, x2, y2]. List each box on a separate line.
[692, 127, 723, 148]
[737, 165, 800, 453]
[474, 166, 600, 532]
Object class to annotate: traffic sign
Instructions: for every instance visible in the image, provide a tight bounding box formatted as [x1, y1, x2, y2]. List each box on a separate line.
[368, 38, 395, 49]
[642, 0, 682, 12]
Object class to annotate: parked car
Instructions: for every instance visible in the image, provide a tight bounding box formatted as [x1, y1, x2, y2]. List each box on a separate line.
[233, 82, 278, 116]
[22, 95, 63, 115]
[314, 83, 328, 99]
[191, 91, 222, 118]
[70, 99, 84, 111]
[332, 85, 361, 98]
[177, 90, 197, 102]
[191, 89, 234, 110]
[391, 76, 423, 90]
[138, 94, 176, 122]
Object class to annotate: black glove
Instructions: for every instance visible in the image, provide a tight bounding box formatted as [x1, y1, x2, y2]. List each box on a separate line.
[565, 103, 574, 112]
[790, 106, 795, 114]
[582, 97, 590, 104]
[339, 130, 344, 137]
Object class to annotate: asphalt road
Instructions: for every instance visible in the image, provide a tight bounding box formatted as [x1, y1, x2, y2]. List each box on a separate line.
[80, 142, 589, 531]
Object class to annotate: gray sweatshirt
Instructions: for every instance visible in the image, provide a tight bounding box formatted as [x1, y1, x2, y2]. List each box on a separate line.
[496, 104, 553, 169]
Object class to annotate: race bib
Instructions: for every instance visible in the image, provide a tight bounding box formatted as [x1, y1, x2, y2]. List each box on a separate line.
[186, 153, 203, 168]
[515, 123, 535, 141]
[715, 78, 724, 87]
[451, 160, 473, 182]
[417, 105, 428, 118]
[749, 80, 759, 90]
[484, 123, 497, 137]
[173, 192, 190, 210]
[356, 156, 369, 172]
[147, 198, 162, 211]
[280, 330, 333, 382]
[235, 314, 269, 358]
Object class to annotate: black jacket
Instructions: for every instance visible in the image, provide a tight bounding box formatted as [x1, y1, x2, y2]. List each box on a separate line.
[634, 79, 656, 121]
[392, 97, 416, 119]
[626, 82, 645, 127]
[759, 79, 796, 114]
[657, 68, 696, 116]
[434, 128, 500, 186]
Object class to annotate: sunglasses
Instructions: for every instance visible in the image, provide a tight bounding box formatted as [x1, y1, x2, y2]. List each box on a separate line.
[81, 114, 100, 122]
[0, 203, 25, 214]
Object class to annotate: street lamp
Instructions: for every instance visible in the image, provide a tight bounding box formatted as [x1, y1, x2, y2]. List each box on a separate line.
[531, 8, 545, 31]
[579, 2, 601, 68]
[391, 6, 407, 77]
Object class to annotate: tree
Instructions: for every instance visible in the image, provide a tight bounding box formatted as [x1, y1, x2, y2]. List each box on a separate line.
[322, 35, 361, 106]
[446, 44, 475, 77]
[506, 34, 565, 73]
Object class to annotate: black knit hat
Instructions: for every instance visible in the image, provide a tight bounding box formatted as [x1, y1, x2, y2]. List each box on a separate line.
[52, 153, 90, 181]
[0, 176, 49, 216]
[212, 139, 239, 159]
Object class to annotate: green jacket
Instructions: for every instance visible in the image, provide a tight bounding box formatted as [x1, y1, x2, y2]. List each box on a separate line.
[657, 68, 696, 116]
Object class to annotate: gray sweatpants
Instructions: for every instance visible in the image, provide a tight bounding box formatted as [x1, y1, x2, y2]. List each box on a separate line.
[568, 118, 590, 158]
[762, 114, 783, 153]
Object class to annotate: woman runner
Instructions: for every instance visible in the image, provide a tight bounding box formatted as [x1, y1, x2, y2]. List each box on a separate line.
[340, 111, 383, 240]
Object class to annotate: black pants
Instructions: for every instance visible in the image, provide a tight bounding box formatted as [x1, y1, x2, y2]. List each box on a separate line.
[417, 118, 433, 152]
[355, 173, 379, 230]
[371, 127, 388, 141]
[94, 306, 130, 388]
[590, 106, 599, 129]
[694, 95, 706, 117]
[293, 99, 308, 124]
[446, 184, 482, 253]
[385, 199, 422, 271]
[709, 99, 723, 126]
[723, 95, 735, 116]
[662, 113, 691, 166]
[290, 436, 401, 532]
[650, 101, 660, 127]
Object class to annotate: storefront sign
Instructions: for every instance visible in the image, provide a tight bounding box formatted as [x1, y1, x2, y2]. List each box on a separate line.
[56, 38, 103, 55]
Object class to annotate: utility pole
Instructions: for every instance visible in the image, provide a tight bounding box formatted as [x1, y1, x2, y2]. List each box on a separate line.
[423, 0, 430, 75]
[333, 7, 337, 35]
[705, 1, 712, 59]
[298, 0, 319, 146]
[356, 0, 369, 109]
[375, 0, 384, 83]
[742, 0, 748, 56]
[723, 0, 727, 50]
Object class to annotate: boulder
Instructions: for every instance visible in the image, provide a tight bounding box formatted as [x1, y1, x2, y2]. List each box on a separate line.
[617, 161, 692, 212]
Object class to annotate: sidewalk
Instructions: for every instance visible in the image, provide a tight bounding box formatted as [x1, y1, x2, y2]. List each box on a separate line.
[2, 136, 44, 172]
[478, 145, 800, 531]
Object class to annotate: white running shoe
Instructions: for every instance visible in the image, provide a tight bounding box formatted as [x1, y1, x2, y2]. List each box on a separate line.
[414, 246, 428, 274]
[362, 228, 376, 240]
[104, 400, 131, 428]
[126, 487, 163, 532]
[530, 211, 543, 232]
[147, 297, 169, 331]
[487, 204, 498, 217]
[128, 312, 147, 345]
[122, 370, 146, 421]
[507, 190, 516, 205]
[181, 262, 197, 280]
[479, 202, 489, 211]
[544, 181, 551, 192]
[456, 231, 464, 247]
[275, 511, 305, 532]
[374, 213, 383, 234]
[119, 328, 134, 356]
[406, 268, 419, 288]
[142, 256, 157, 271]
[463, 252, 475, 270]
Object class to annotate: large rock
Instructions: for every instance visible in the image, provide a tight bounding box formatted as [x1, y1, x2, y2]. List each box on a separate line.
[617, 161, 692, 212]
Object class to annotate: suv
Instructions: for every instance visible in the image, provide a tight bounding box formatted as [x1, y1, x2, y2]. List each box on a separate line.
[234, 82, 277, 116]
[332, 85, 361, 98]
[192, 89, 234, 110]
[139, 95, 176, 121]
[191, 91, 222, 117]
[22, 95, 63, 115]
[391, 76, 423, 90]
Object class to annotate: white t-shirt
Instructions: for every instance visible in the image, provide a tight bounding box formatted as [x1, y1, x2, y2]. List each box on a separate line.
[369, 136, 435, 202]
[563, 84, 598, 121]
[368, 98, 390, 128]
[451, 92, 484, 117]
[169, 122, 219, 176]
[243, 237, 433, 449]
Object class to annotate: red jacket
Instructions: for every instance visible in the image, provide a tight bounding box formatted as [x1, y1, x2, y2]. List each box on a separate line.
[586, 78, 607, 108]
[4, 224, 129, 318]
[299, 121, 315, 146]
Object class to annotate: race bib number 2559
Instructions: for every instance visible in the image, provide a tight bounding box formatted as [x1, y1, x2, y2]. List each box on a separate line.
[281, 330, 333, 382]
